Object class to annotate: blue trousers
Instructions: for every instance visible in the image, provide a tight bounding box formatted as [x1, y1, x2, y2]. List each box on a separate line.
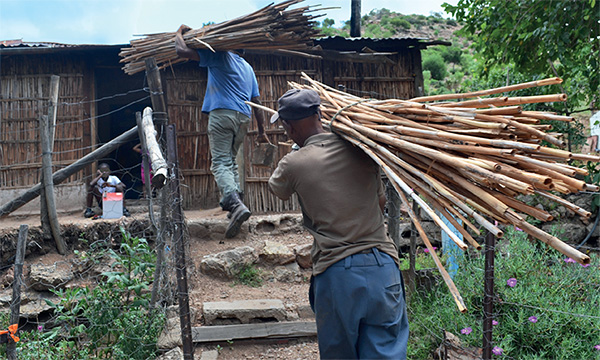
[310, 248, 409, 359]
[207, 109, 250, 204]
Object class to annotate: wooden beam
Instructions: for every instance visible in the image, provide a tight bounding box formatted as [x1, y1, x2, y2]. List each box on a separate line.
[191, 322, 317, 343]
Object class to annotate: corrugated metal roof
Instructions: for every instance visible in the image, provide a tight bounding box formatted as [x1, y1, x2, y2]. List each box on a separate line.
[314, 36, 450, 51]
[0, 39, 81, 48]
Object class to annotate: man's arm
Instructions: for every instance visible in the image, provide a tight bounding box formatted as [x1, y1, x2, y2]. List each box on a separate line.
[250, 96, 269, 143]
[174, 24, 200, 61]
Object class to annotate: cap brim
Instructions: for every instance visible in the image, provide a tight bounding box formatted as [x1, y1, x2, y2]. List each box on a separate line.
[270, 112, 280, 124]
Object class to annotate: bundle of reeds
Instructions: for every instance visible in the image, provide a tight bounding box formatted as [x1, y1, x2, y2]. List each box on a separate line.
[249, 74, 597, 311]
[119, 0, 325, 75]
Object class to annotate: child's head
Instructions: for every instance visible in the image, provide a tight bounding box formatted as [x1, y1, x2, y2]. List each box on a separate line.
[98, 163, 111, 179]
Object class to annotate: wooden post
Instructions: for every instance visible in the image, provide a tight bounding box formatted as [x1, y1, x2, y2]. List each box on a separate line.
[483, 231, 495, 360]
[141, 107, 168, 189]
[167, 125, 194, 360]
[40, 75, 60, 239]
[6, 224, 28, 360]
[350, 0, 361, 37]
[0, 126, 138, 218]
[137, 111, 164, 308]
[144, 58, 168, 140]
[40, 114, 66, 254]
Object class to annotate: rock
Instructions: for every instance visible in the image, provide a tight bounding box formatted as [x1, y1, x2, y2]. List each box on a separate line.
[203, 299, 286, 325]
[200, 350, 219, 360]
[157, 317, 182, 349]
[28, 261, 73, 291]
[156, 347, 183, 360]
[542, 220, 587, 244]
[433, 331, 482, 360]
[273, 262, 303, 283]
[294, 243, 312, 269]
[0, 267, 14, 289]
[397, 221, 439, 248]
[295, 304, 314, 319]
[259, 241, 295, 265]
[199, 246, 258, 280]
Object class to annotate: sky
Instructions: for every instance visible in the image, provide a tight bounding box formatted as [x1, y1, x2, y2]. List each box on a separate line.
[0, 0, 457, 45]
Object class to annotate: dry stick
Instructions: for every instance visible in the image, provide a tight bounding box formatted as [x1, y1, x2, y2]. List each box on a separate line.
[489, 191, 554, 222]
[410, 77, 562, 102]
[395, 135, 517, 157]
[535, 190, 592, 219]
[472, 157, 555, 191]
[505, 211, 590, 264]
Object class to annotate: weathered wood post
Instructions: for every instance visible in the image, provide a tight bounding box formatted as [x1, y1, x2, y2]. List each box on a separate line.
[167, 124, 194, 360]
[40, 75, 60, 241]
[40, 113, 66, 254]
[7, 224, 28, 360]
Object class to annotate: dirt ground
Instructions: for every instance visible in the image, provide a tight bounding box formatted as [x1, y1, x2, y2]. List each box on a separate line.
[0, 207, 321, 360]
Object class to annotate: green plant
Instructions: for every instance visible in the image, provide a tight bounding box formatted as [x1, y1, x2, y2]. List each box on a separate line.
[14, 227, 166, 360]
[234, 264, 263, 287]
[406, 226, 600, 359]
[422, 52, 447, 80]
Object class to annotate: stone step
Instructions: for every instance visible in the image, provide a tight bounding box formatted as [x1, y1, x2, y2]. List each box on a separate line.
[203, 299, 287, 325]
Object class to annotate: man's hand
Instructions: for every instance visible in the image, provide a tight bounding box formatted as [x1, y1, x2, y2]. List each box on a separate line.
[256, 133, 270, 144]
[177, 24, 192, 35]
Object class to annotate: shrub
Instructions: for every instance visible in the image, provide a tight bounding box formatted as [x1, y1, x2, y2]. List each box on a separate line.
[2, 228, 166, 359]
[390, 17, 411, 30]
[407, 226, 600, 359]
[423, 52, 447, 80]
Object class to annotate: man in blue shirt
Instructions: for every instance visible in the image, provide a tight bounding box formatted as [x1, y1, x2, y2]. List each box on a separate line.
[175, 24, 268, 238]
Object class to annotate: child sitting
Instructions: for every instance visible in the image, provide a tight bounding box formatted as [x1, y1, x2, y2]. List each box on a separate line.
[84, 163, 130, 217]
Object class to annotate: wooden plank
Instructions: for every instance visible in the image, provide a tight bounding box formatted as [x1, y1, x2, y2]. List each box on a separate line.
[192, 322, 317, 343]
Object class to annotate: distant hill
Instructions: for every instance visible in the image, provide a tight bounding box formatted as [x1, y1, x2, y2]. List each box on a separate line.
[317, 9, 464, 44]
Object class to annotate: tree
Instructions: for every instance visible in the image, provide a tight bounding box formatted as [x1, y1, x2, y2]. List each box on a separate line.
[443, 0, 600, 111]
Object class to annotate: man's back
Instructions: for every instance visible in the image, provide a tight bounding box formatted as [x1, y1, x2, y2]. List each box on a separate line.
[197, 50, 259, 116]
[269, 132, 399, 274]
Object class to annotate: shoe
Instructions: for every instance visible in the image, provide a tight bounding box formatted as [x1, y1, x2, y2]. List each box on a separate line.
[225, 192, 243, 219]
[223, 192, 251, 238]
[84, 208, 94, 218]
[123, 208, 131, 217]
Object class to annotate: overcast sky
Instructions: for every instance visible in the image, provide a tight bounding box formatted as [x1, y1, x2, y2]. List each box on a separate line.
[0, 0, 457, 45]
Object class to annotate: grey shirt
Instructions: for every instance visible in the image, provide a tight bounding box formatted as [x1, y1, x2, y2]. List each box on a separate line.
[269, 132, 399, 275]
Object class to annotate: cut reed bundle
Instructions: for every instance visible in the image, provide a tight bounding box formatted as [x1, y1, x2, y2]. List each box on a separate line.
[249, 74, 597, 311]
[119, 0, 325, 74]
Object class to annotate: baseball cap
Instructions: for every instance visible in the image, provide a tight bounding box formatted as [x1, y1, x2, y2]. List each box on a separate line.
[269, 89, 321, 124]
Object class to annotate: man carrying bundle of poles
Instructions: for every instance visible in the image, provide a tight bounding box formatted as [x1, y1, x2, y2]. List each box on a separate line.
[174, 24, 269, 238]
[268, 89, 410, 359]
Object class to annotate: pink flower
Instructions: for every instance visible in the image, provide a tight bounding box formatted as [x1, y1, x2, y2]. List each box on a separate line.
[492, 346, 503, 355]
[37, 325, 43, 331]
[460, 327, 472, 335]
[528, 316, 538, 323]
[515, 227, 522, 232]
[423, 247, 437, 253]
[564, 258, 576, 263]
[507, 278, 517, 287]
[492, 320, 499, 326]
[594, 344, 600, 351]
[581, 263, 590, 268]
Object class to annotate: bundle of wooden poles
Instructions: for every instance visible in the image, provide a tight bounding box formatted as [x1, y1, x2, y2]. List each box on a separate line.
[251, 73, 597, 312]
[119, 0, 325, 75]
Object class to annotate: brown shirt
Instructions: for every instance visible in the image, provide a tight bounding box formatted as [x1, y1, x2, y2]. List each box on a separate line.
[269, 132, 399, 275]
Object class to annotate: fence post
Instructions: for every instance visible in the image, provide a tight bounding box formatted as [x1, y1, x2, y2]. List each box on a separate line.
[40, 113, 66, 254]
[41, 75, 61, 243]
[483, 231, 495, 359]
[167, 124, 194, 360]
[7, 224, 28, 360]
